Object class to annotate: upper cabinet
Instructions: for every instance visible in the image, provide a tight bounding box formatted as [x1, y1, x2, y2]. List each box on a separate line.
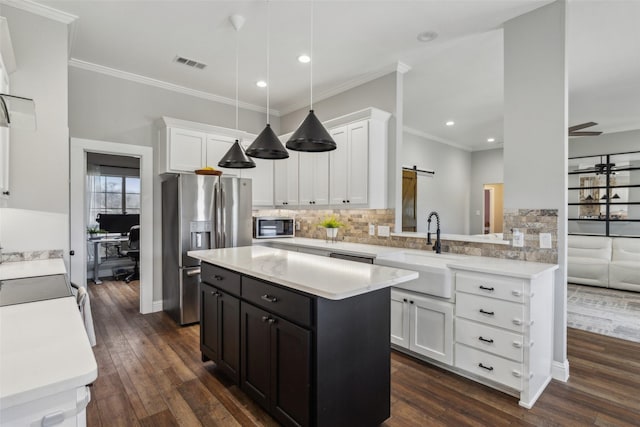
[329, 120, 369, 205]
[274, 134, 299, 208]
[299, 151, 329, 206]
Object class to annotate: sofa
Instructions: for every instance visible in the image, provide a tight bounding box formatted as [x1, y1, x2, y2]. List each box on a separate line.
[568, 235, 640, 292]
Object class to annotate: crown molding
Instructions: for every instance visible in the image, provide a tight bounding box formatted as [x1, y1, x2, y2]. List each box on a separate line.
[278, 62, 403, 116]
[68, 58, 277, 116]
[403, 126, 472, 152]
[0, 0, 77, 24]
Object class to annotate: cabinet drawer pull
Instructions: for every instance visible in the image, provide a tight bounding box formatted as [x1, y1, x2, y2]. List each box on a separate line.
[268, 318, 277, 324]
[479, 285, 494, 292]
[403, 298, 408, 302]
[479, 309, 495, 316]
[512, 318, 523, 326]
[478, 336, 494, 344]
[261, 294, 278, 303]
[478, 363, 494, 371]
[512, 290, 522, 297]
[512, 341, 523, 348]
[214, 275, 224, 281]
[512, 370, 522, 378]
[261, 316, 270, 322]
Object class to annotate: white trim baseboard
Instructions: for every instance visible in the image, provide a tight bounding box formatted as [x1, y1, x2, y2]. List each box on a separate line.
[551, 359, 570, 382]
[152, 300, 163, 313]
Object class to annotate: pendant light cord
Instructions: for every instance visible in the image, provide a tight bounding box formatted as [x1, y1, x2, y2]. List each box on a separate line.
[310, 0, 314, 110]
[266, 0, 270, 124]
[235, 23, 239, 130]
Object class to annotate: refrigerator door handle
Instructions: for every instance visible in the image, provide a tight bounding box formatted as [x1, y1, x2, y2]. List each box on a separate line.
[185, 267, 201, 277]
[221, 185, 227, 247]
[214, 180, 221, 247]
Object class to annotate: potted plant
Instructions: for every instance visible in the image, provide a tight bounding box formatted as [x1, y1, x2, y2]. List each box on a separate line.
[318, 215, 344, 242]
[87, 226, 106, 239]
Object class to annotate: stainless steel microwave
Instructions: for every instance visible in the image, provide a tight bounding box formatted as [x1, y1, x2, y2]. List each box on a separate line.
[254, 217, 295, 239]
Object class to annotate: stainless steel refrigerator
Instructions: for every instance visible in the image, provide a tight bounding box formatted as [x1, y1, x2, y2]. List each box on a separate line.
[162, 174, 252, 325]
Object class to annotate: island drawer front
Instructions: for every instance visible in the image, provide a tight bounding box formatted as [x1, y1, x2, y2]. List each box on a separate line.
[242, 277, 312, 328]
[455, 343, 524, 391]
[455, 318, 524, 362]
[456, 293, 525, 333]
[201, 263, 241, 296]
[456, 272, 525, 303]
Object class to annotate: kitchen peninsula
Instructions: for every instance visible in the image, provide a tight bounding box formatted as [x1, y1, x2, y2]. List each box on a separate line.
[188, 245, 418, 427]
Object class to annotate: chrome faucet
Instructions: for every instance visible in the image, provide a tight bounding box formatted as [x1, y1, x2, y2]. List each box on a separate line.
[426, 211, 441, 254]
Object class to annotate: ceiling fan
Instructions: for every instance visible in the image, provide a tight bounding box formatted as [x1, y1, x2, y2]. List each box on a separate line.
[569, 122, 603, 137]
[571, 155, 617, 175]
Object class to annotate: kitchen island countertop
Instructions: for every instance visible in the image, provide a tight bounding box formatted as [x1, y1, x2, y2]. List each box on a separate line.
[188, 245, 418, 300]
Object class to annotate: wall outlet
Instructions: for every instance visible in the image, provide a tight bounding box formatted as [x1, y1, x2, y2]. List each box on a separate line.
[296, 220, 301, 231]
[539, 233, 552, 249]
[378, 225, 390, 237]
[369, 223, 375, 236]
[512, 228, 524, 248]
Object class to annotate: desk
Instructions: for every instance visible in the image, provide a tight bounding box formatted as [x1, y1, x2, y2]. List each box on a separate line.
[91, 236, 128, 284]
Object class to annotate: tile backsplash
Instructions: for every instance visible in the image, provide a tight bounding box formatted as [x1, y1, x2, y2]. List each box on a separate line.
[254, 207, 558, 264]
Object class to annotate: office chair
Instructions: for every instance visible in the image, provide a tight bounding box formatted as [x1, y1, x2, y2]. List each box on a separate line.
[121, 225, 140, 283]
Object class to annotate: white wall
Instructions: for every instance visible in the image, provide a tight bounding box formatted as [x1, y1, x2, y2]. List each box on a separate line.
[469, 148, 504, 235]
[3, 7, 69, 214]
[503, 0, 568, 371]
[569, 129, 640, 157]
[402, 131, 471, 234]
[0, 208, 68, 254]
[69, 67, 270, 301]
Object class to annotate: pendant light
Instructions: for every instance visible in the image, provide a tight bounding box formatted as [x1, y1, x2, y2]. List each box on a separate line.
[246, 1, 288, 160]
[285, 0, 336, 152]
[218, 14, 256, 169]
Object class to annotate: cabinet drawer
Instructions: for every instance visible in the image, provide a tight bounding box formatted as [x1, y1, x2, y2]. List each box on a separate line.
[456, 272, 525, 303]
[456, 293, 525, 333]
[242, 276, 312, 328]
[201, 263, 241, 296]
[455, 343, 524, 390]
[455, 318, 524, 362]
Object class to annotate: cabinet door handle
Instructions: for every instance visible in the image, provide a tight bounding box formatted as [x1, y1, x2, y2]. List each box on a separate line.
[478, 336, 494, 344]
[268, 318, 277, 324]
[409, 300, 414, 304]
[403, 298, 407, 302]
[512, 370, 522, 378]
[211, 291, 220, 297]
[342, 200, 346, 203]
[346, 200, 350, 203]
[478, 363, 494, 371]
[512, 341, 523, 348]
[479, 285, 494, 291]
[261, 294, 278, 303]
[261, 316, 270, 322]
[214, 275, 223, 281]
[512, 318, 523, 326]
[479, 309, 495, 316]
[512, 290, 522, 297]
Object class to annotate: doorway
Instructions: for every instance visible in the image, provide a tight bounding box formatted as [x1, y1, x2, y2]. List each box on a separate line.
[70, 138, 154, 314]
[482, 183, 504, 234]
[402, 169, 417, 232]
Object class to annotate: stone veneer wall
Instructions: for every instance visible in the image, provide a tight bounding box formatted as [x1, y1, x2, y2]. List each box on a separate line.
[0, 249, 64, 263]
[254, 208, 558, 264]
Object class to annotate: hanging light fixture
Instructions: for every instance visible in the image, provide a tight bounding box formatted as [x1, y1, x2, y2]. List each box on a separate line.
[218, 14, 256, 169]
[246, 1, 288, 160]
[285, 0, 336, 152]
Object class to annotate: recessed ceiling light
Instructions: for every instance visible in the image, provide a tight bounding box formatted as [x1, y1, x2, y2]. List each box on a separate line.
[298, 54, 311, 63]
[445, 121, 455, 126]
[487, 137, 495, 143]
[417, 31, 438, 42]
[256, 80, 267, 88]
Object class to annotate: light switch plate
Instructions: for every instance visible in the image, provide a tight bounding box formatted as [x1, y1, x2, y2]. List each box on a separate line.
[512, 229, 524, 248]
[539, 233, 552, 249]
[378, 225, 390, 237]
[369, 223, 375, 236]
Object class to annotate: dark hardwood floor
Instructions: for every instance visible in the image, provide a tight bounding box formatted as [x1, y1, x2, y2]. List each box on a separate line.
[87, 280, 640, 426]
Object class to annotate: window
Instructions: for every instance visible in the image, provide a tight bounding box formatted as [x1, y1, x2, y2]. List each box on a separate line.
[88, 172, 140, 228]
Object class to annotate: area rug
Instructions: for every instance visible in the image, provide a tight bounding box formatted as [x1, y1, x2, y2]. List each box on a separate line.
[567, 283, 640, 343]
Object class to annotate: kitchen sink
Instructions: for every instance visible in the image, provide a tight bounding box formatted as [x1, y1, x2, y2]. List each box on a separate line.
[374, 251, 463, 298]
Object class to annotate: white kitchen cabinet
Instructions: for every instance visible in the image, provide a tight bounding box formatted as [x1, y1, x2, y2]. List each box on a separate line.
[274, 134, 298, 207]
[169, 127, 207, 172]
[205, 133, 240, 177]
[298, 151, 329, 206]
[240, 157, 274, 207]
[329, 120, 369, 205]
[390, 289, 453, 365]
[452, 269, 554, 408]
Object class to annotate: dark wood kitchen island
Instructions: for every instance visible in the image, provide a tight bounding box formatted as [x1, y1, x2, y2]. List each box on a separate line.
[188, 245, 418, 427]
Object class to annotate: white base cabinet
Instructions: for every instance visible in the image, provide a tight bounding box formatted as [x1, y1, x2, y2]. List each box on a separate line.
[452, 269, 554, 409]
[390, 289, 453, 365]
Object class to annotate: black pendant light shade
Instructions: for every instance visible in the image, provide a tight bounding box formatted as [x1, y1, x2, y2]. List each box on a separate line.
[218, 140, 256, 169]
[246, 124, 289, 159]
[286, 110, 336, 152]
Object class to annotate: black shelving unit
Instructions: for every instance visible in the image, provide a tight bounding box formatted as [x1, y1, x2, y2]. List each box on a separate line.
[568, 151, 640, 238]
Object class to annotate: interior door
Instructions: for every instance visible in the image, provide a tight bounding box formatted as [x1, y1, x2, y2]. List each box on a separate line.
[402, 170, 417, 232]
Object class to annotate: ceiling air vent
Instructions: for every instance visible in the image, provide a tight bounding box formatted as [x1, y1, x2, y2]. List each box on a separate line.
[174, 55, 207, 70]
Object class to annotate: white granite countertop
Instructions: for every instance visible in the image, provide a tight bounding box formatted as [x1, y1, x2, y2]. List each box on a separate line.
[0, 258, 98, 410]
[255, 238, 558, 280]
[0, 258, 67, 280]
[188, 246, 419, 300]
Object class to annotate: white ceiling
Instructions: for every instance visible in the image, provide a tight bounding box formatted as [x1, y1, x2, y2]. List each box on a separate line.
[22, 0, 640, 151]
